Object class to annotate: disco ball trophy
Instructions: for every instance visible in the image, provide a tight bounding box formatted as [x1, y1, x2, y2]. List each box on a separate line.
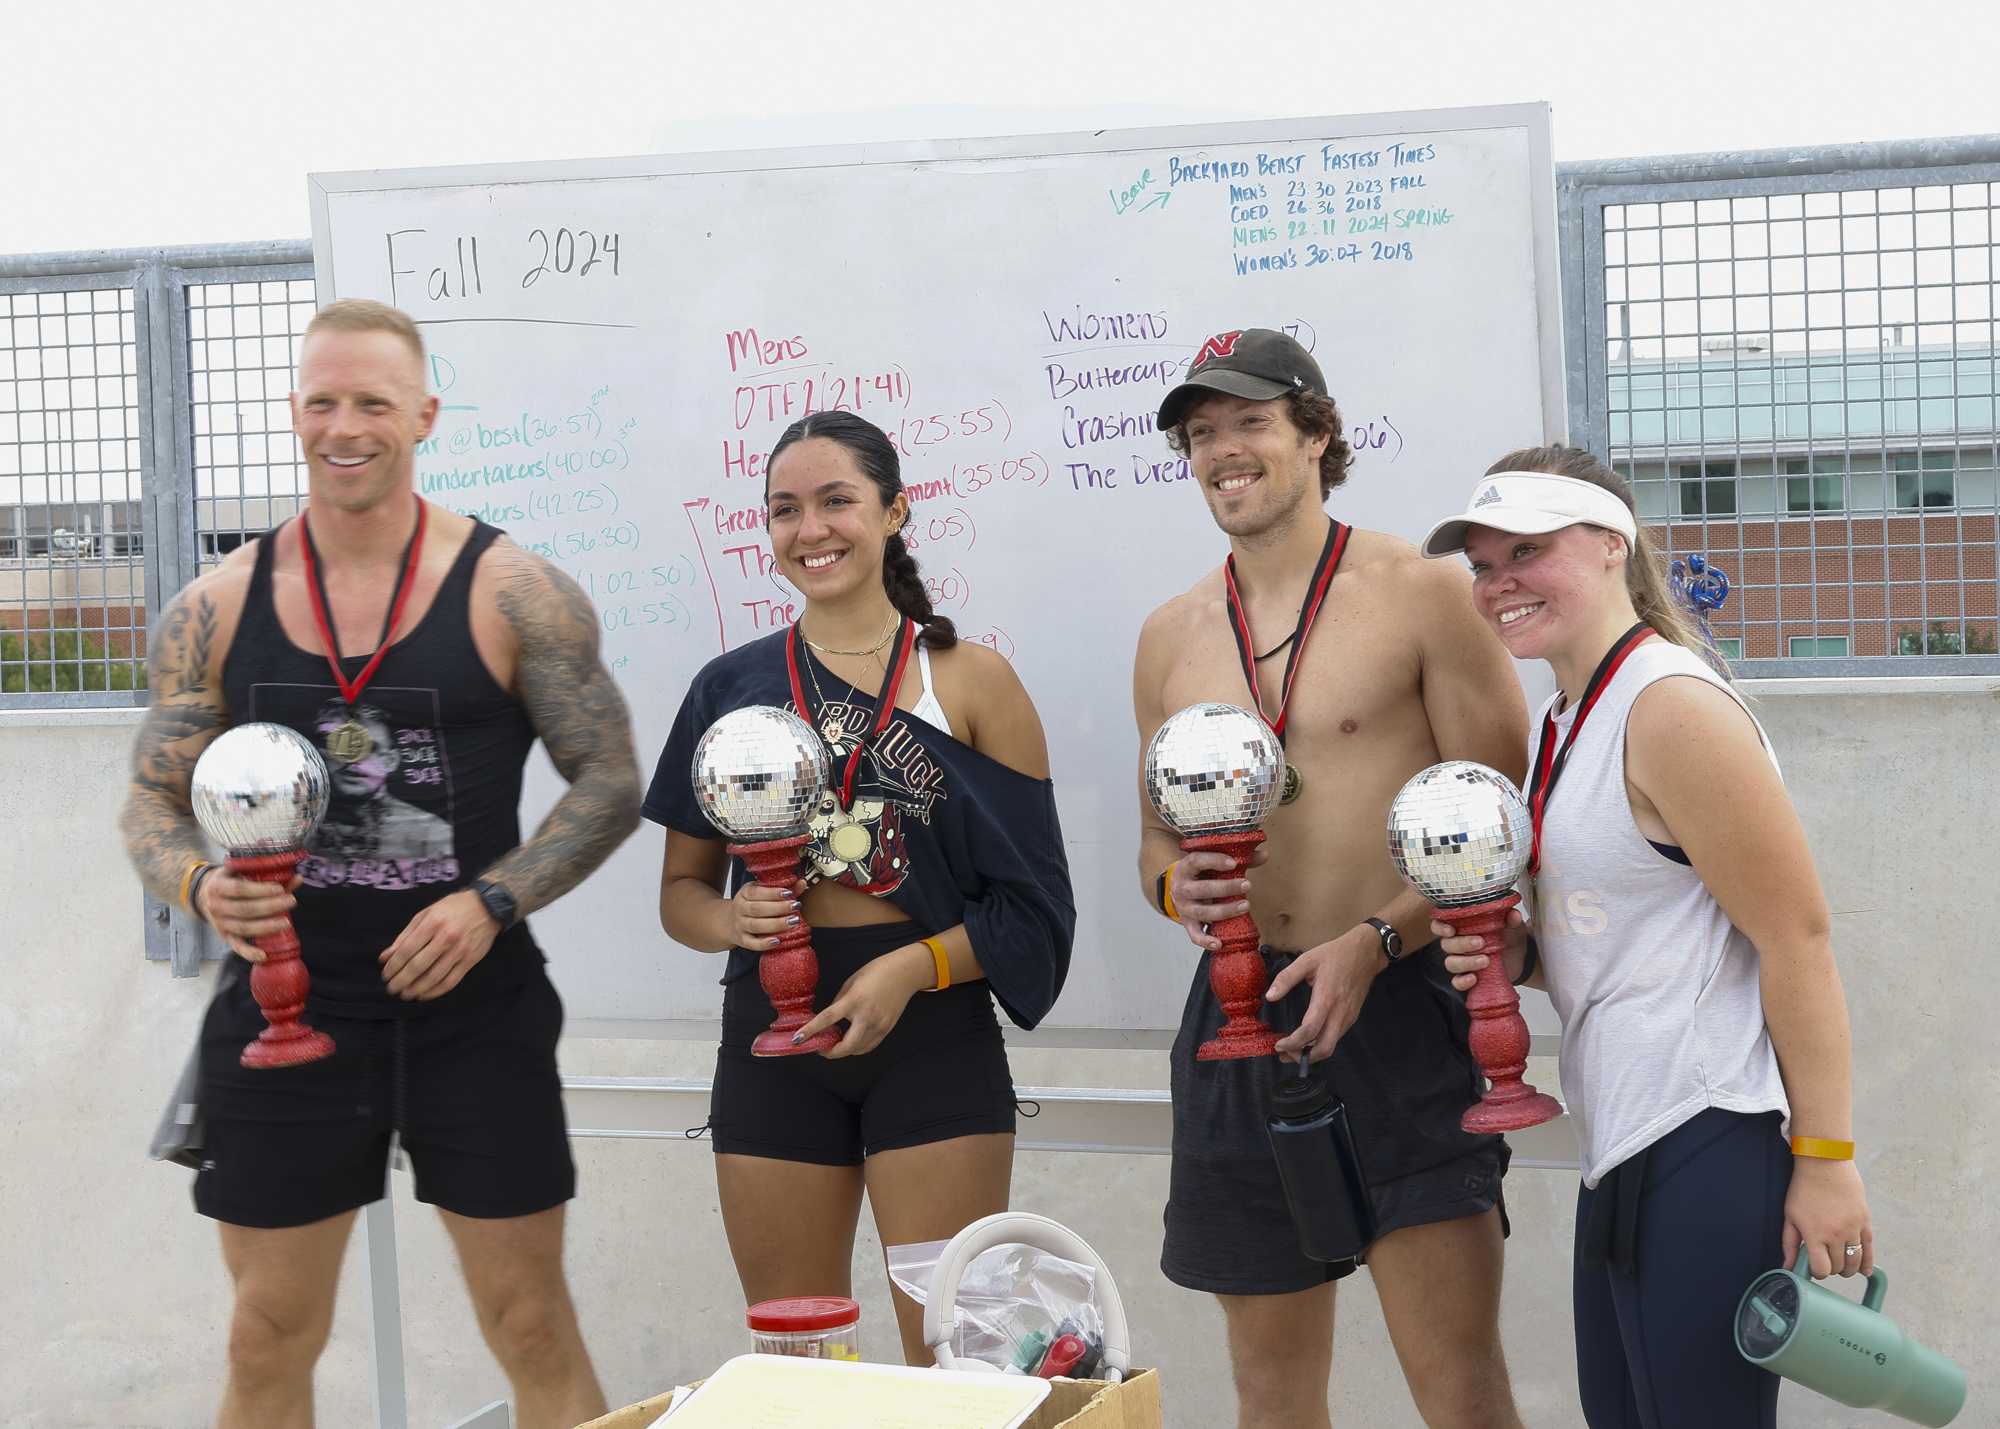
[1145, 703, 1286, 1060]
[1387, 761, 1561, 1132]
[190, 723, 336, 1068]
[694, 706, 839, 1056]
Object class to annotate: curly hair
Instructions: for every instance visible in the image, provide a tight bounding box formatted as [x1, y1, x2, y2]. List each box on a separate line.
[766, 410, 957, 650]
[1164, 388, 1352, 498]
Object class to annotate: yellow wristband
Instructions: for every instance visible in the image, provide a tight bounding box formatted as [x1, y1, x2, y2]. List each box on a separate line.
[1160, 862, 1179, 921]
[179, 859, 212, 916]
[923, 937, 951, 992]
[1790, 1137, 1856, 1160]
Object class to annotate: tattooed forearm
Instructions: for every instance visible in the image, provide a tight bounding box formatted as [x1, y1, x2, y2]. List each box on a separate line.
[483, 554, 642, 914]
[121, 588, 230, 902]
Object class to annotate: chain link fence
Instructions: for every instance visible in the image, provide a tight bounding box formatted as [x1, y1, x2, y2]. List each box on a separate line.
[1561, 135, 2000, 676]
[0, 243, 312, 707]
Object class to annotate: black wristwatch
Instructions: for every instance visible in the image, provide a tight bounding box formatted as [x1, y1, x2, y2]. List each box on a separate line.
[1364, 917, 1403, 964]
[471, 878, 518, 930]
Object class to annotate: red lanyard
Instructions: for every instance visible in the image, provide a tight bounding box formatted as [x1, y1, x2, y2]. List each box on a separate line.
[298, 499, 427, 708]
[786, 616, 918, 808]
[1222, 518, 1349, 740]
[1527, 621, 1653, 875]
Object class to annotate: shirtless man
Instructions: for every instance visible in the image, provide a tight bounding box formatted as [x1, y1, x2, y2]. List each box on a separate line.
[1131, 329, 1530, 1429]
[121, 299, 638, 1429]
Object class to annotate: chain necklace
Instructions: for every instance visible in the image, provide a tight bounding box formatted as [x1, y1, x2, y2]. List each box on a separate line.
[800, 609, 897, 660]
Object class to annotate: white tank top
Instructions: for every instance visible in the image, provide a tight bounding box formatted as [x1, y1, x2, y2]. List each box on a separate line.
[913, 644, 952, 737]
[1530, 640, 1789, 1187]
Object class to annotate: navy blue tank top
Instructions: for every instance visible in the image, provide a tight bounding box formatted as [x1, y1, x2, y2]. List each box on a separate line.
[221, 517, 542, 1016]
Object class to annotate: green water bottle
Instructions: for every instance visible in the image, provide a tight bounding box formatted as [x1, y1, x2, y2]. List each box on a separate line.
[1735, 1250, 1965, 1426]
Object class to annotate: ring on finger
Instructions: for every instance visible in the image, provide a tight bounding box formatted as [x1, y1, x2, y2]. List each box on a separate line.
[1845, 1244, 1863, 1256]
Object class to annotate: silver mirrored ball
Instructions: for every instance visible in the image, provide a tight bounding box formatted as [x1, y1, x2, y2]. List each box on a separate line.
[190, 723, 332, 856]
[693, 705, 831, 842]
[1145, 702, 1284, 836]
[1387, 761, 1532, 907]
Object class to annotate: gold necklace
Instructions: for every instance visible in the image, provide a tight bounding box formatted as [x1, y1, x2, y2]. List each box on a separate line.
[801, 610, 897, 659]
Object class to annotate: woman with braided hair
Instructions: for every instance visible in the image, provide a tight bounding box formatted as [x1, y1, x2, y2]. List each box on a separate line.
[646, 409, 1074, 1364]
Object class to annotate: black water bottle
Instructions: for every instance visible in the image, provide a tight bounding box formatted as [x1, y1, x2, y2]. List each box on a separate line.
[1266, 1049, 1377, 1267]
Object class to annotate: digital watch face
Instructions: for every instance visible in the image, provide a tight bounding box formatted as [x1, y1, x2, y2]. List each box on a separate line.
[1737, 1272, 1799, 1359]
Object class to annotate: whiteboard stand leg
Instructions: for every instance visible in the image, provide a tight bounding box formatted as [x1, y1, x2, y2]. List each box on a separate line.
[440, 1402, 511, 1429]
[362, 1144, 409, 1429]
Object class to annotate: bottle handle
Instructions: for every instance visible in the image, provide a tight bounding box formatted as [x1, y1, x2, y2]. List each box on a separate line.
[1792, 1246, 1891, 1312]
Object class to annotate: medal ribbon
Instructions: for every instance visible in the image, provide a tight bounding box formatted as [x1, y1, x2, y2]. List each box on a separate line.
[298, 499, 428, 709]
[786, 615, 918, 807]
[1526, 620, 1654, 875]
[1223, 518, 1350, 740]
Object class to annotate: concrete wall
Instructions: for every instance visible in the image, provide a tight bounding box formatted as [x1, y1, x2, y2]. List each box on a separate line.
[0, 679, 1993, 1428]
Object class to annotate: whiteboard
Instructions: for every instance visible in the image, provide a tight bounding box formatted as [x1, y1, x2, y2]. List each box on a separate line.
[309, 103, 1564, 1031]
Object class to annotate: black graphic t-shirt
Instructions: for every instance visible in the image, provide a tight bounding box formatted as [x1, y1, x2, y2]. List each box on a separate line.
[221, 519, 543, 1017]
[643, 629, 1075, 1030]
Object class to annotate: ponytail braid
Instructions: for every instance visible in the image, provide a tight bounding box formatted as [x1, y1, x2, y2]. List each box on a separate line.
[769, 408, 957, 651]
[884, 531, 957, 650]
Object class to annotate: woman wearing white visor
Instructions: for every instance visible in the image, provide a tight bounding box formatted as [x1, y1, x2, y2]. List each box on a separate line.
[1421, 446, 1870, 1429]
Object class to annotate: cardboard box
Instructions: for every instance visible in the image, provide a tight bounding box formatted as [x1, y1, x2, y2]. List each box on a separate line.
[578, 1367, 1159, 1429]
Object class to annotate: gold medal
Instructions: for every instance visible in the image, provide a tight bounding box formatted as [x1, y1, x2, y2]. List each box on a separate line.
[1280, 762, 1303, 805]
[828, 821, 874, 864]
[325, 719, 373, 764]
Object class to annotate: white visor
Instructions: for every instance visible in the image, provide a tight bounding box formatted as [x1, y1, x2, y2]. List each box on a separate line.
[1421, 472, 1639, 558]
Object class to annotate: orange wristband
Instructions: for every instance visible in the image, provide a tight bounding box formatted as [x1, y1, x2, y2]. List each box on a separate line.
[179, 860, 212, 916]
[1159, 862, 1179, 921]
[1790, 1137, 1856, 1160]
[923, 937, 951, 992]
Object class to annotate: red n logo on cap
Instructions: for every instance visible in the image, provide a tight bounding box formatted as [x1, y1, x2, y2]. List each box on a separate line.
[1194, 331, 1243, 368]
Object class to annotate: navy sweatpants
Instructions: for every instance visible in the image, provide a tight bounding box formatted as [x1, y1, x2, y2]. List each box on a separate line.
[1574, 1108, 1792, 1428]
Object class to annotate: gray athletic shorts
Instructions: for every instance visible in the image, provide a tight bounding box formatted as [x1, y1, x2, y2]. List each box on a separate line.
[1161, 943, 1510, 1296]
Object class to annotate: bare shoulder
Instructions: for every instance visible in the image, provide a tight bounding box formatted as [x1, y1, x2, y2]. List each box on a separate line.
[1629, 668, 1762, 756]
[1137, 564, 1225, 652]
[930, 634, 1020, 692]
[937, 637, 1049, 777]
[477, 534, 597, 644]
[1343, 526, 1470, 603]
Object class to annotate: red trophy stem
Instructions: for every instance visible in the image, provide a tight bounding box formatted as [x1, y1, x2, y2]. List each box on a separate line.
[1181, 829, 1281, 1061]
[230, 850, 337, 1069]
[732, 834, 840, 1057]
[1436, 892, 1562, 1133]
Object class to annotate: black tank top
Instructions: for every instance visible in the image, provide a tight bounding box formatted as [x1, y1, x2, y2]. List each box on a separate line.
[222, 517, 542, 1016]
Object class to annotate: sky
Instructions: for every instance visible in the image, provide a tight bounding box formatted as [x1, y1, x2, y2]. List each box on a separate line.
[3, 0, 1996, 256]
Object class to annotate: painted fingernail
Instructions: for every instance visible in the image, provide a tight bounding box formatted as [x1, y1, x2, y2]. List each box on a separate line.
[788, 915, 801, 925]
[791, 1032, 804, 1044]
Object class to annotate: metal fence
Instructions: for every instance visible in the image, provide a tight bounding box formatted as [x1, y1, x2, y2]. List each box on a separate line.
[7, 137, 2000, 706]
[1560, 135, 2000, 677]
[0, 242, 312, 708]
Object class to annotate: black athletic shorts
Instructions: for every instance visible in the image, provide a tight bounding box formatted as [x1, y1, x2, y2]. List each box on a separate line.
[192, 962, 575, 1229]
[710, 922, 1017, 1166]
[1162, 943, 1510, 1296]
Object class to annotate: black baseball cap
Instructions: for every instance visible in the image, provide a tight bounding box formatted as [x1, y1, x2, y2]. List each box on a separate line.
[1157, 328, 1328, 429]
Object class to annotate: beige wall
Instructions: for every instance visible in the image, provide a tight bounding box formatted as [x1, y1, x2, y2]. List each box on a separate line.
[0, 680, 1992, 1428]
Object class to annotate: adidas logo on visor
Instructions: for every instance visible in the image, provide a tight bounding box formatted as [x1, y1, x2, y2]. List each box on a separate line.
[1474, 486, 1502, 508]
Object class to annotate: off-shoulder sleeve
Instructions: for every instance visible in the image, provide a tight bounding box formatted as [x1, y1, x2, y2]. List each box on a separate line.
[643, 673, 722, 839]
[956, 778, 1075, 1030]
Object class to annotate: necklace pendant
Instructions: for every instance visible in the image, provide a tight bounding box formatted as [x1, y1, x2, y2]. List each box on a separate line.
[325, 719, 373, 764]
[1280, 762, 1303, 805]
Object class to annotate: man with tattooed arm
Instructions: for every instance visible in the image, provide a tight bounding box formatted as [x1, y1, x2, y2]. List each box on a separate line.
[120, 299, 640, 1429]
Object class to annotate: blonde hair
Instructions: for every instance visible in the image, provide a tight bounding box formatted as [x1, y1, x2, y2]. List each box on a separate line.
[1483, 445, 1721, 671]
[304, 298, 426, 369]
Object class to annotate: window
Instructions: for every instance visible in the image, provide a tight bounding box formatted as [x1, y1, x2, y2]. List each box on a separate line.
[1784, 458, 1845, 513]
[1676, 461, 1738, 516]
[1893, 453, 1954, 509]
[1789, 636, 1850, 658]
[1711, 638, 1743, 660]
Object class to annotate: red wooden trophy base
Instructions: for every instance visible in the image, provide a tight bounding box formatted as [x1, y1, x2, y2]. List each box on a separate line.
[732, 834, 840, 1057]
[1436, 892, 1561, 1133]
[230, 851, 337, 1069]
[1182, 829, 1281, 1061]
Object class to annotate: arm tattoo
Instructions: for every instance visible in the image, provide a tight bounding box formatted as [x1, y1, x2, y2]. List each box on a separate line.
[120, 589, 228, 901]
[485, 552, 642, 915]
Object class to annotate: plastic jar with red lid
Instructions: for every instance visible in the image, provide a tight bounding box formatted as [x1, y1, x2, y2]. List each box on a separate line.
[747, 1296, 862, 1361]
